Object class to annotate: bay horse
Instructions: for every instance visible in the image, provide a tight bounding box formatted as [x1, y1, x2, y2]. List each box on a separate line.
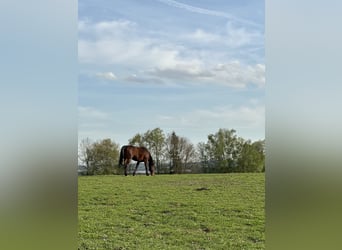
[119, 145, 155, 176]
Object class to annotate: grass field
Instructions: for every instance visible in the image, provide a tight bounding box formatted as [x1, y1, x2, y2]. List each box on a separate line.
[78, 173, 265, 249]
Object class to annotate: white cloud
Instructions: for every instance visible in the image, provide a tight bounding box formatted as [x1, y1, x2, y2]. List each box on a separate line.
[96, 72, 117, 81]
[78, 19, 264, 88]
[124, 74, 164, 84]
[78, 33, 180, 69]
[185, 29, 221, 43]
[211, 61, 265, 87]
[78, 106, 110, 120]
[184, 25, 263, 49]
[150, 61, 265, 88]
[78, 19, 136, 37]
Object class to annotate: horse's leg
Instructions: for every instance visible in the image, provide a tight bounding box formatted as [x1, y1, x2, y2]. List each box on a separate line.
[144, 160, 149, 176]
[149, 163, 155, 176]
[133, 162, 140, 176]
[124, 164, 128, 176]
[124, 159, 130, 176]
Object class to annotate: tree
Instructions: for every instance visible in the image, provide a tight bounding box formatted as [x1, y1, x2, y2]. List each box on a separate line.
[128, 133, 145, 147]
[179, 137, 196, 172]
[78, 138, 120, 175]
[236, 140, 265, 172]
[253, 139, 265, 172]
[200, 128, 245, 172]
[165, 132, 196, 174]
[143, 128, 165, 174]
[165, 132, 181, 173]
[197, 142, 210, 172]
[78, 138, 94, 174]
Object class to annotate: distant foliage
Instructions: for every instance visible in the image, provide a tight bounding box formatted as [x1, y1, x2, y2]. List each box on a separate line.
[78, 128, 265, 175]
[199, 129, 265, 173]
[237, 140, 265, 172]
[79, 138, 120, 175]
[164, 131, 196, 174]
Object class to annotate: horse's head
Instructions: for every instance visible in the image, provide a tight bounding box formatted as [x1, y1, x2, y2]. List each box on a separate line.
[150, 163, 155, 176]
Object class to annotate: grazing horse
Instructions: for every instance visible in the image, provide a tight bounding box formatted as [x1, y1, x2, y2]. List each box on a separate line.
[119, 145, 155, 176]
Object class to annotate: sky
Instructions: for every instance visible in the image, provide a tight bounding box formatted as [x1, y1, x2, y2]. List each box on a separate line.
[78, 0, 265, 147]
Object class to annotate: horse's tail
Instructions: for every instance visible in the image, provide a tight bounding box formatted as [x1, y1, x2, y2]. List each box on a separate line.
[119, 146, 126, 166]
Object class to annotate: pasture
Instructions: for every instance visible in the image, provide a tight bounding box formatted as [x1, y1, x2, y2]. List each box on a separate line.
[78, 174, 265, 249]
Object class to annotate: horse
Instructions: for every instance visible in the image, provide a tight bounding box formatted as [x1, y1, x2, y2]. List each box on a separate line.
[119, 145, 155, 176]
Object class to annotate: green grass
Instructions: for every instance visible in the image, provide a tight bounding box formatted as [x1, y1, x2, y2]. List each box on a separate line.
[78, 173, 265, 249]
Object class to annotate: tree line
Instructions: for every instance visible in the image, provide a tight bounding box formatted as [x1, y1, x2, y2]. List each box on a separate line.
[78, 128, 265, 175]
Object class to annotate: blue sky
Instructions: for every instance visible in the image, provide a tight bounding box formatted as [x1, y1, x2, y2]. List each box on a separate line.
[78, 0, 265, 146]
